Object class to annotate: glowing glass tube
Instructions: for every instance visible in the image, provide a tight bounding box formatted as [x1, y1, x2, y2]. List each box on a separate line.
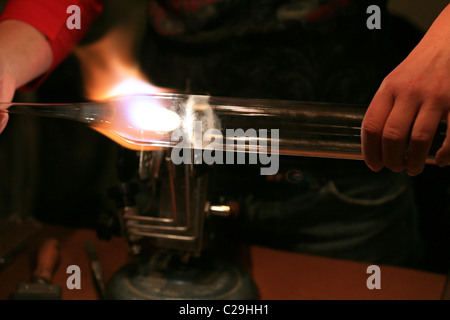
[1, 93, 446, 164]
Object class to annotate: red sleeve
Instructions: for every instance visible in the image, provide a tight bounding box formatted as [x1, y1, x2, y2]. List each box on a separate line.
[0, 0, 104, 89]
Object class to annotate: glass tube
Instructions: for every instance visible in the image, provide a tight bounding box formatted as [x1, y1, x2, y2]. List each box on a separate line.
[2, 93, 447, 164]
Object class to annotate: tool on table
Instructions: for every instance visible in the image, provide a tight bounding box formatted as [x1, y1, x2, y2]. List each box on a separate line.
[85, 240, 108, 300]
[441, 268, 450, 300]
[0, 215, 42, 271]
[11, 238, 61, 300]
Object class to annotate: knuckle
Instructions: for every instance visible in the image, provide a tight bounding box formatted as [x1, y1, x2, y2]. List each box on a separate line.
[399, 84, 422, 101]
[382, 126, 405, 144]
[361, 118, 382, 137]
[423, 74, 449, 97]
[426, 92, 449, 106]
[380, 72, 412, 94]
[379, 76, 399, 94]
[409, 131, 433, 146]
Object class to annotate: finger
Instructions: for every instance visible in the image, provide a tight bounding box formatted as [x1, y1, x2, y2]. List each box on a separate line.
[0, 112, 8, 134]
[361, 88, 395, 172]
[405, 102, 442, 176]
[435, 112, 450, 167]
[381, 96, 420, 172]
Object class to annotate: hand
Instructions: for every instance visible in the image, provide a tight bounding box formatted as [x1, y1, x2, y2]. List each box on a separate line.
[0, 19, 52, 134]
[361, 6, 450, 176]
[0, 56, 16, 134]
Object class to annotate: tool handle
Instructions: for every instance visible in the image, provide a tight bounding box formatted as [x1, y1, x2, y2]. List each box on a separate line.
[85, 241, 108, 299]
[32, 238, 60, 283]
[441, 270, 450, 300]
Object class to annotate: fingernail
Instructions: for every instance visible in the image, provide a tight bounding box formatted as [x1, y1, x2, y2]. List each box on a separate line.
[0, 115, 7, 133]
[406, 166, 424, 176]
[368, 163, 384, 172]
[434, 154, 447, 168]
[437, 160, 448, 168]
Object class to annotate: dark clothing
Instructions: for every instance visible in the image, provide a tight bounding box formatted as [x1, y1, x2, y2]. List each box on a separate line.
[137, 0, 424, 267]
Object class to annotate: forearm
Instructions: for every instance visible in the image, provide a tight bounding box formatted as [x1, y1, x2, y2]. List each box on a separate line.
[0, 0, 104, 91]
[0, 19, 52, 90]
[419, 4, 450, 47]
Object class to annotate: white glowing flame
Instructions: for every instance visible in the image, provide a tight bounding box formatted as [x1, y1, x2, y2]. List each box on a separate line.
[108, 78, 181, 133]
[127, 95, 180, 132]
[108, 78, 162, 97]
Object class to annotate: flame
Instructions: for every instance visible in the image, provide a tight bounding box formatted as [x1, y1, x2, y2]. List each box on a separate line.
[74, 27, 180, 151]
[125, 95, 180, 132]
[90, 78, 181, 151]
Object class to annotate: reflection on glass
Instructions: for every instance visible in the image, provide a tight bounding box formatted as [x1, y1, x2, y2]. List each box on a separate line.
[2, 93, 447, 163]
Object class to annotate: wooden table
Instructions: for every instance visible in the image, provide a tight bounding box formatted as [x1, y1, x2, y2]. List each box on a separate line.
[0, 224, 447, 300]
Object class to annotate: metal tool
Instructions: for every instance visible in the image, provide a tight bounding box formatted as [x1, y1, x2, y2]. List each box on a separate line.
[11, 238, 61, 300]
[441, 268, 450, 300]
[0, 215, 41, 271]
[85, 240, 108, 300]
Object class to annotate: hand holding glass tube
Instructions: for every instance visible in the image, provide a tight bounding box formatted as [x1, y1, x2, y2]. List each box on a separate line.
[0, 19, 53, 135]
[0, 93, 447, 167]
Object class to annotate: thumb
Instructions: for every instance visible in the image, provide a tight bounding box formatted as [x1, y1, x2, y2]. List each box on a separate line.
[0, 77, 17, 134]
[0, 112, 8, 134]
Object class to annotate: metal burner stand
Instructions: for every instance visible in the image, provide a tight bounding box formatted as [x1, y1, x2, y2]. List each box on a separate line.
[102, 148, 259, 300]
